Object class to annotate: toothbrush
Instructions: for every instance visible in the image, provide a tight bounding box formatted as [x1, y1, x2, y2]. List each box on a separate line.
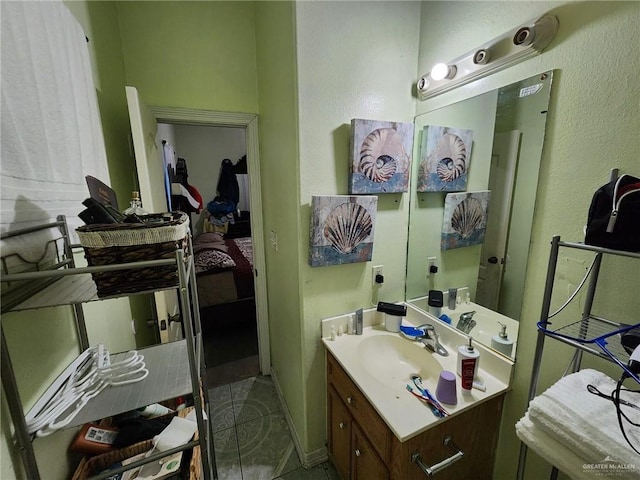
[411, 374, 449, 416]
[405, 385, 447, 417]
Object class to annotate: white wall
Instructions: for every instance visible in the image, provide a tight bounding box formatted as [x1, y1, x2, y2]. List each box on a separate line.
[165, 125, 247, 234]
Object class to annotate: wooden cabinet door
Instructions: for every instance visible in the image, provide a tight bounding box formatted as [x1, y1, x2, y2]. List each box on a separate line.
[352, 423, 389, 480]
[328, 386, 351, 480]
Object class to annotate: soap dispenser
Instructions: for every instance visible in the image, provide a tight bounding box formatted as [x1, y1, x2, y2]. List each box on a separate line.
[491, 321, 514, 356]
[457, 336, 480, 393]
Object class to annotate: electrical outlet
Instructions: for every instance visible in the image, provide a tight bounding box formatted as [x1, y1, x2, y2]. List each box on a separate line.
[372, 265, 384, 285]
[427, 257, 437, 276]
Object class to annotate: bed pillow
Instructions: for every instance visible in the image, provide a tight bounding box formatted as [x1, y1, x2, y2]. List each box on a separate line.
[194, 248, 236, 272]
[195, 232, 225, 244]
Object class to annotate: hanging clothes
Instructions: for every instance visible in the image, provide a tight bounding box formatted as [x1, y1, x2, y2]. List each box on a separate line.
[233, 155, 247, 174]
[216, 158, 239, 207]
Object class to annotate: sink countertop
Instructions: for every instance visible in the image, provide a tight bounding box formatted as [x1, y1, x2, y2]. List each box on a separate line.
[322, 303, 514, 442]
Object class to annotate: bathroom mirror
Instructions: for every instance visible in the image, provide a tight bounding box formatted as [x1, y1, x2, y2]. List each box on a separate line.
[405, 71, 554, 360]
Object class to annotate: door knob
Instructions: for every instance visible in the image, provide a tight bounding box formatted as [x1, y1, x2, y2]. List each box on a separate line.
[339, 422, 345, 429]
[488, 256, 498, 264]
[355, 449, 361, 457]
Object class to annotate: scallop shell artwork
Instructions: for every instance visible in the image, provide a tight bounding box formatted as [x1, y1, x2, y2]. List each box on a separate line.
[350, 119, 414, 194]
[309, 195, 378, 266]
[451, 197, 484, 238]
[418, 125, 473, 192]
[323, 202, 373, 254]
[441, 191, 490, 250]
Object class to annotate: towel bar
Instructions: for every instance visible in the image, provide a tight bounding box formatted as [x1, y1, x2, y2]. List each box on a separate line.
[411, 435, 464, 477]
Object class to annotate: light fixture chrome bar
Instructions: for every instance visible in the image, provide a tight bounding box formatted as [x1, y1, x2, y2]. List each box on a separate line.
[417, 14, 558, 100]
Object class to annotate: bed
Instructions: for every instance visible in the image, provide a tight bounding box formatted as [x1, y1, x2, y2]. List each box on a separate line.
[193, 232, 254, 308]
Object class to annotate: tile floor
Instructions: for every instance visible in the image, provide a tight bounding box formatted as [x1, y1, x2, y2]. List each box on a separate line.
[208, 375, 340, 480]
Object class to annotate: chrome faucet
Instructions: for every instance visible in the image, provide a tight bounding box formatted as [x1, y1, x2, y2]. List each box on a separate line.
[416, 324, 449, 357]
[457, 311, 477, 334]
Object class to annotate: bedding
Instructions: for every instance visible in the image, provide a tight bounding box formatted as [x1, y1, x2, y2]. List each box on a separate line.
[193, 233, 254, 308]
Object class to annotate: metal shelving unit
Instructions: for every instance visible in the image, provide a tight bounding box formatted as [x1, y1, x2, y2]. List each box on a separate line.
[516, 235, 640, 480]
[1, 216, 216, 480]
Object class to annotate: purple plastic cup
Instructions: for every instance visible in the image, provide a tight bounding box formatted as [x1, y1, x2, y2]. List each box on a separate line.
[436, 370, 457, 405]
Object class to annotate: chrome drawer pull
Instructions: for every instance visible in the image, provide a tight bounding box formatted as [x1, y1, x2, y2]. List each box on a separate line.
[411, 435, 464, 477]
[355, 449, 361, 457]
[339, 422, 345, 429]
[346, 397, 353, 404]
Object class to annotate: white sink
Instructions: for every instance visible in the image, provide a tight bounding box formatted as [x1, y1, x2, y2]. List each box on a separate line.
[357, 335, 442, 389]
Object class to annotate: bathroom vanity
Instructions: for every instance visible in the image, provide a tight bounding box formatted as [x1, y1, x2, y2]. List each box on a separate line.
[322, 304, 513, 479]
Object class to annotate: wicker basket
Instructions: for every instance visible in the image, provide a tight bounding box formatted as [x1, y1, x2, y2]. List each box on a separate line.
[71, 407, 200, 480]
[77, 213, 190, 296]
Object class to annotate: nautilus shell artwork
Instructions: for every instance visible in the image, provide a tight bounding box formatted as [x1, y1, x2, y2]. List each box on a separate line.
[434, 134, 467, 182]
[418, 125, 473, 192]
[350, 119, 414, 194]
[441, 191, 490, 250]
[309, 195, 378, 267]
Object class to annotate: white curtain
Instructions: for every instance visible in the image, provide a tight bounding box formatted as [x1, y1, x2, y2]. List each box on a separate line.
[1, 0, 109, 259]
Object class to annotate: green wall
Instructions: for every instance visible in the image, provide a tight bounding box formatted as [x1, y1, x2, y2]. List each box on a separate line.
[254, 0, 305, 450]
[294, 1, 422, 454]
[417, 2, 640, 479]
[116, 1, 259, 113]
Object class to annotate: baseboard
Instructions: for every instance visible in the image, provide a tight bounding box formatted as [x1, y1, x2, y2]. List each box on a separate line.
[270, 367, 328, 468]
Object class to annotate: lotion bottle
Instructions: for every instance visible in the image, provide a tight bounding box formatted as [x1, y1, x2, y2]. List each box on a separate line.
[457, 337, 480, 393]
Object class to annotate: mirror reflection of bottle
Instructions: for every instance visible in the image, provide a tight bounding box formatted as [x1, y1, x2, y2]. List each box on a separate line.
[428, 290, 443, 317]
[491, 322, 514, 356]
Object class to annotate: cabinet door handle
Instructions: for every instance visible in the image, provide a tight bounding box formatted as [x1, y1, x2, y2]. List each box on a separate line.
[411, 435, 464, 477]
[355, 449, 361, 457]
[339, 422, 345, 429]
[346, 396, 353, 404]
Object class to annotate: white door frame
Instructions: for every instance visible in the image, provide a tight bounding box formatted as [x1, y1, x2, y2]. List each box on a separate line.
[476, 130, 520, 310]
[149, 107, 270, 375]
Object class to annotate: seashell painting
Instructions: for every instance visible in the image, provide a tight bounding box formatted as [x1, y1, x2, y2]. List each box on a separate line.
[309, 195, 378, 267]
[441, 191, 490, 250]
[418, 125, 473, 192]
[349, 119, 414, 194]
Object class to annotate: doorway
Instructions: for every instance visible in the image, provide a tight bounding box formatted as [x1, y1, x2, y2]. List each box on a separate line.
[476, 130, 521, 310]
[148, 105, 270, 379]
[158, 122, 261, 386]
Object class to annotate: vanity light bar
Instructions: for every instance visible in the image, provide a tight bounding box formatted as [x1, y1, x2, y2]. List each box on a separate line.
[416, 14, 559, 100]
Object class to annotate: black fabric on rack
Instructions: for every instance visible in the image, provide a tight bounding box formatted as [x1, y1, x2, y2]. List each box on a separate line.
[217, 158, 239, 207]
[233, 155, 247, 174]
[175, 158, 188, 187]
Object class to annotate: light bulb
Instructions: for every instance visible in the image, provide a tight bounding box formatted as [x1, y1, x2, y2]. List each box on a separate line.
[430, 63, 456, 81]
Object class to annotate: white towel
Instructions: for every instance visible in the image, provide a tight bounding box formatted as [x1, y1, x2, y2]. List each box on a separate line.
[1, 1, 109, 255]
[528, 369, 639, 478]
[516, 413, 591, 480]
